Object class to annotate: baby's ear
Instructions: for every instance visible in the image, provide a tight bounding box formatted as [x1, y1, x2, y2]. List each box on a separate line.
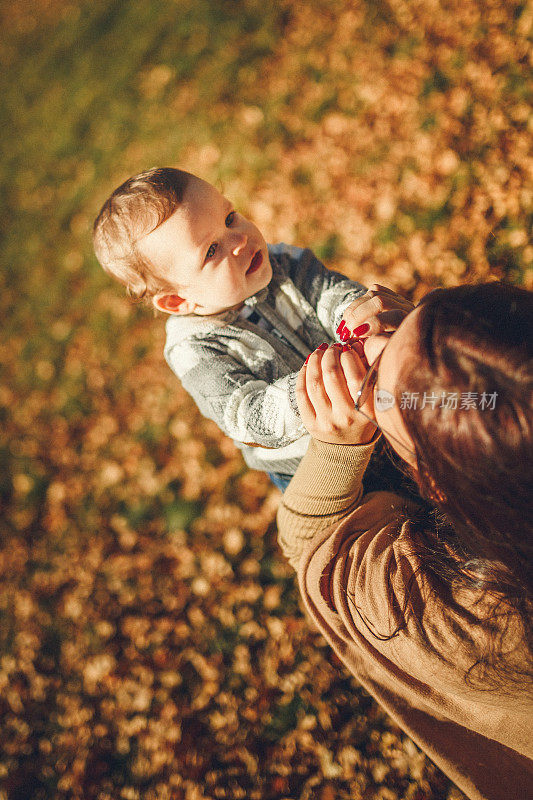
[152, 292, 198, 315]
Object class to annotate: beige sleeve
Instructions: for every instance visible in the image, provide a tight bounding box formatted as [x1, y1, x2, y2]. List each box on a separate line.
[277, 434, 380, 569]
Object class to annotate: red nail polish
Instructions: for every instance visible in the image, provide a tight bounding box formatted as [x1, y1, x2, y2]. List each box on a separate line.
[341, 344, 351, 352]
[353, 323, 370, 337]
[332, 342, 343, 349]
[304, 354, 310, 364]
[336, 320, 346, 336]
[318, 343, 329, 350]
[340, 327, 351, 341]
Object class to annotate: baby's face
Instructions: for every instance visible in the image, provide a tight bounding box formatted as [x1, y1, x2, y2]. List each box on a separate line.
[137, 175, 272, 315]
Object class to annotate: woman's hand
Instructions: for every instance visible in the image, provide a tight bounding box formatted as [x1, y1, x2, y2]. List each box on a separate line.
[338, 284, 414, 342]
[296, 343, 378, 445]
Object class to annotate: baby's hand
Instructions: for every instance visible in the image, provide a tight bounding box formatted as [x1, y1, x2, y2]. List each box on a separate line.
[337, 284, 414, 341]
[296, 343, 377, 445]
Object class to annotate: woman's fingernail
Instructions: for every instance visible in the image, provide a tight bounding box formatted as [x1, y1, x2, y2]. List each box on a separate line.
[318, 343, 329, 350]
[336, 320, 346, 336]
[342, 344, 351, 352]
[353, 323, 370, 337]
[340, 327, 351, 341]
[304, 355, 310, 364]
[332, 342, 343, 349]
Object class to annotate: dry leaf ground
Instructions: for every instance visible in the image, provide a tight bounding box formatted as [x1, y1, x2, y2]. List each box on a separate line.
[1, 1, 531, 798]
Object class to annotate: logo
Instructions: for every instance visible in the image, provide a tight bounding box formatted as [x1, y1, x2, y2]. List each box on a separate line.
[375, 389, 395, 412]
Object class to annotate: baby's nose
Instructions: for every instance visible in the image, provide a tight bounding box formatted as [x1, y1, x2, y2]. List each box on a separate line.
[232, 232, 247, 255]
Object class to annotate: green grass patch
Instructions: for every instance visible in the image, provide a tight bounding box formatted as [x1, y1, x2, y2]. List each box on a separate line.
[421, 67, 452, 97]
[314, 232, 342, 262]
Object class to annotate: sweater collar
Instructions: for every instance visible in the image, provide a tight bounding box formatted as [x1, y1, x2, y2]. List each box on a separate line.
[164, 284, 270, 337]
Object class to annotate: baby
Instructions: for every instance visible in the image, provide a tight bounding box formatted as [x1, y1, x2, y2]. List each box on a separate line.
[93, 167, 367, 489]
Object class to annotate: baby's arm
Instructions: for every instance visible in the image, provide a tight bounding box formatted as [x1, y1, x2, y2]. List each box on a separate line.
[272, 244, 367, 339]
[166, 339, 306, 448]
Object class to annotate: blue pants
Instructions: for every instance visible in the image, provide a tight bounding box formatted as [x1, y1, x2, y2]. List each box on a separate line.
[267, 473, 292, 492]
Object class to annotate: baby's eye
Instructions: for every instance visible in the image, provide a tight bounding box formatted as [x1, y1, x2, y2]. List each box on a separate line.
[225, 211, 235, 227]
[206, 243, 217, 260]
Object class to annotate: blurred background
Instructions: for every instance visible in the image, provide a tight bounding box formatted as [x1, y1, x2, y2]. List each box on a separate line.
[1, 1, 531, 798]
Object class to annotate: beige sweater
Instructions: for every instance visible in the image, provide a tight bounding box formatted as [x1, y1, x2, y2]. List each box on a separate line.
[277, 437, 533, 800]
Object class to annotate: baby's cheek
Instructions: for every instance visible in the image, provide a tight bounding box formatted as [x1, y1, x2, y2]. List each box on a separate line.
[220, 273, 243, 301]
[232, 270, 246, 289]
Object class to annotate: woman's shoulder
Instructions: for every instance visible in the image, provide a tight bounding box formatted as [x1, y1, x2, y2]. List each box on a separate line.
[302, 496, 529, 704]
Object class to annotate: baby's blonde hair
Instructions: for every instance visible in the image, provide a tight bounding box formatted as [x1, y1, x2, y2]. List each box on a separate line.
[93, 167, 191, 300]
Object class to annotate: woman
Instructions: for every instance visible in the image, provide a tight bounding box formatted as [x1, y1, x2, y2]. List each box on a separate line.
[277, 282, 533, 800]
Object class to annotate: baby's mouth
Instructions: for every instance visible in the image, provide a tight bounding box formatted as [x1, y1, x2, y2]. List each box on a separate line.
[246, 250, 263, 275]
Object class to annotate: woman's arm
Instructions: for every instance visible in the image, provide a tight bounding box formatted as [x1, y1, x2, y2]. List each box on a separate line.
[278, 284, 415, 567]
[277, 342, 380, 568]
[277, 435, 379, 569]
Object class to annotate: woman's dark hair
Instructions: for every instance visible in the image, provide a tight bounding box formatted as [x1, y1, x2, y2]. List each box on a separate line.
[395, 281, 533, 691]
